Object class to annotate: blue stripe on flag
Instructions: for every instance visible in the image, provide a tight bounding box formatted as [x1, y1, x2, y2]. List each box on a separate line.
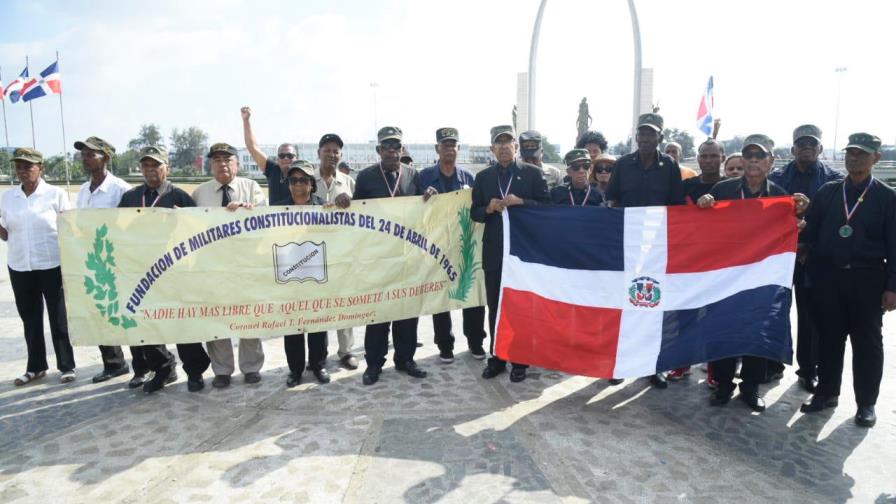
[508, 206, 625, 271]
[655, 285, 793, 371]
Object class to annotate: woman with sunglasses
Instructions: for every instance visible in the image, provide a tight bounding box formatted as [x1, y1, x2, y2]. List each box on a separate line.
[590, 153, 616, 206]
[552, 149, 606, 206]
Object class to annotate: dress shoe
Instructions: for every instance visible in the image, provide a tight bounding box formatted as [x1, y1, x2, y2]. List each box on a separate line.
[481, 364, 506, 379]
[509, 367, 527, 383]
[362, 367, 381, 386]
[212, 375, 231, 388]
[855, 405, 876, 428]
[143, 366, 172, 394]
[312, 368, 331, 384]
[608, 378, 624, 385]
[128, 374, 146, 389]
[801, 394, 839, 413]
[439, 349, 455, 364]
[797, 376, 818, 393]
[187, 375, 205, 392]
[709, 388, 733, 406]
[244, 372, 261, 384]
[286, 373, 302, 388]
[649, 372, 668, 389]
[469, 345, 487, 360]
[396, 361, 427, 378]
[340, 354, 359, 370]
[739, 390, 766, 412]
[92, 365, 130, 383]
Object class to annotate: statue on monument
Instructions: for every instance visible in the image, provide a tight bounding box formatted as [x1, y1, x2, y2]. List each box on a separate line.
[576, 97, 592, 139]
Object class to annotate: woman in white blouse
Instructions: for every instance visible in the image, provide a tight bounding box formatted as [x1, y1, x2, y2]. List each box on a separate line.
[0, 147, 76, 385]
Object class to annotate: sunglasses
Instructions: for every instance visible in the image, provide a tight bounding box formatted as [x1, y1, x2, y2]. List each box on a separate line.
[794, 138, 819, 148]
[278, 153, 297, 160]
[593, 165, 613, 173]
[568, 163, 590, 171]
[288, 176, 312, 186]
[380, 141, 402, 151]
[742, 150, 769, 160]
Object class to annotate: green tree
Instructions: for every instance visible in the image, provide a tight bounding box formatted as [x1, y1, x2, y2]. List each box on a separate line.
[111, 149, 141, 176]
[721, 136, 745, 156]
[611, 138, 632, 156]
[128, 124, 165, 150]
[663, 128, 695, 158]
[169, 126, 208, 170]
[541, 136, 561, 163]
[0, 149, 10, 179]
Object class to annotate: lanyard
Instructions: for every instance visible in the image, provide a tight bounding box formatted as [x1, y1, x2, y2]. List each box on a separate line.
[740, 179, 769, 199]
[842, 177, 875, 224]
[498, 168, 513, 198]
[568, 185, 592, 206]
[142, 191, 162, 207]
[379, 164, 402, 198]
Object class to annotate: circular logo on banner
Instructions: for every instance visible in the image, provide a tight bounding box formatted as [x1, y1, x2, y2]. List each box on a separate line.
[628, 276, 662, 308]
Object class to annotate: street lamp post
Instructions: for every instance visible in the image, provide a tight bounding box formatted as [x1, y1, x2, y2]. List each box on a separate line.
[370, 82, 379, 140]
[832, 67, 847, 161]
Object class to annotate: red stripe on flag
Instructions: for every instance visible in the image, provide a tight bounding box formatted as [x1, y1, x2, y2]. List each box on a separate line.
[495, 287, 622, 378]
[666, 196, 797, 273]
[47, 79, 61, 94]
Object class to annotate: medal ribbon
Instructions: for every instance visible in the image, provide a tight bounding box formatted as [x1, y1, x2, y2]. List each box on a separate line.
[842, 177, 874, 224]
[498, 168, 513, 199]
[142, 191, 162, 207]
[740, 179, 769, 200]
[379, 163, 402, 198]
[568, 185, 592, 206]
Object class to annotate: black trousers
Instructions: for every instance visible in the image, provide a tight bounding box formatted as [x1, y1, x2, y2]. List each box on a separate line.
[9, 267, 75, 373]
[793, 263, 819, 379]
[284, 332, 327, 375]
[364, 317, 418, 369]
[485, 269, 527, 370]
[99, 345, 147, 374]
[713, 356, 767, 394]
[135, 343, 210, 378]
[432, 306, 486, 351]
[811, 266, 885, 406]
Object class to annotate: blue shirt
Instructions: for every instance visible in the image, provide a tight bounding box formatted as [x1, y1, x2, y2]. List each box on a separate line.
[418, 163, 475, 193]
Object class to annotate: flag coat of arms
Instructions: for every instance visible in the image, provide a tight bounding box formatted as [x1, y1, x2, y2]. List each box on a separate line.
[696, 76, 714, 136]
[22, 60, 61, 102]
[4, 67, 28, 103]
[494, 198, 796, 379]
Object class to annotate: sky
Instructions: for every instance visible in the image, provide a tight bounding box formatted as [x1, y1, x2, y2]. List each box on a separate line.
[0, 0, 894, 157]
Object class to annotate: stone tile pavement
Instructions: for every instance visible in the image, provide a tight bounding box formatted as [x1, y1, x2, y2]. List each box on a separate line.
[0, 266, 894, 503]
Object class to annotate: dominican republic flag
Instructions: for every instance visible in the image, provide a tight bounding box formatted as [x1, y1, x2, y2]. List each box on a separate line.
[696, 76, 714, 136]
[494, 198, 796, 379]
[21, 60, 61, 102]
[3, 67, 28, 103]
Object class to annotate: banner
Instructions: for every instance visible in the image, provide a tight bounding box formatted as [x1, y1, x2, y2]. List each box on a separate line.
[58, 189, 485, 345]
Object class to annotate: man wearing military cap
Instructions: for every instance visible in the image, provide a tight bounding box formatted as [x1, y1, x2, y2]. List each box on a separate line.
[768, 124, 844, 392]
[338, 161, 354, 176]
[241, 106, 297, 203]
[518, 130, 563, 190]
[551, 149, 605, 206]
[606, 112, 686, 388]
[345, 126, 427, 385]
[118, 145, 212, 393]
[74, 136, 136, 383]
[800, 132, 895, 428]
[472, 125, 550, 383]
[192, 143, 267, 388]
[419, 127, 487, 363]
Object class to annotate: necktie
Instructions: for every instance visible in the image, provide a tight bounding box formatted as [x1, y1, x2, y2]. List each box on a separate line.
[221, 184, 231, 206]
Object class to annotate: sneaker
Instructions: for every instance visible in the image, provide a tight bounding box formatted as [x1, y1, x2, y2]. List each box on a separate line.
[60, 371, 76, 384]
[439, 349, 455, 364]
[469, 345, 487, 360]
[667, 367, 691, 380]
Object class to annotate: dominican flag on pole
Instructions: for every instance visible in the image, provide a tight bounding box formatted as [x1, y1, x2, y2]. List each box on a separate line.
[22, 60, 61, 102]
[494, 199, 796, 378]
[4, 67, 28, 103]
[696, 76, 714, 136]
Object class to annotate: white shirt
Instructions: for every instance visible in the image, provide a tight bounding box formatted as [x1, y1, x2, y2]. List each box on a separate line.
[191, 176, 268, 207]
[76, 172, 131, 209]
[315, 170, 355, 203]
[0, 179, 72, 271]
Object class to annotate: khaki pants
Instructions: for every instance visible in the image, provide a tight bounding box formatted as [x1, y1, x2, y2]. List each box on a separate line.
[206, 338, 265, 376]
[336, 327, 355, 358]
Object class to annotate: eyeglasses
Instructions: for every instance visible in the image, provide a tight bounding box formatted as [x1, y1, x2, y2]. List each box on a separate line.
[794, 138, 819, 148]
[288, 177, 312, 186]
[593, 165, 613, 173]
[742, 150, 769, 160]
[380, 141, 402, 151]
[568, 163, 590, 171]
[278, 153, 297, 160]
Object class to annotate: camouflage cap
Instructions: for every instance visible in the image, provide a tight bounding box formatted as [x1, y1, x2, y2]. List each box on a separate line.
[742, 134, 775, 154]
[792, 124, 822, 143]
[318, 133, 343, 148]
[377, 126, 403, 143]
[74, 136, 116, 158]
[11, 147, 43, 164]
[139, 145, 169, 164]
[287, 159, 316, 178]
[843, 132, 882, 154]
[518, 130, 543, 154]
[490, 125, 515, 144]
[637, 113, 664, 132]
[563, 149, 590, 166]
[436, 127, 459, 143]
[207, 142, 239, 158]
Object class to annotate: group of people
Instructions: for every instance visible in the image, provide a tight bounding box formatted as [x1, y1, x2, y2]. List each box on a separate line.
[0, 108, 891, 429]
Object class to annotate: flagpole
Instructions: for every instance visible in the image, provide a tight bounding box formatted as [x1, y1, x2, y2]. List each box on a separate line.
[56, 51, 71, 195]
[0, 66, 9, 148]
[25, 56, 35, 149]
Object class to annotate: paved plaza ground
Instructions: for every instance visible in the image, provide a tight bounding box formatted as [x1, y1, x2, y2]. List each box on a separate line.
[0, 252, 894, 503]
